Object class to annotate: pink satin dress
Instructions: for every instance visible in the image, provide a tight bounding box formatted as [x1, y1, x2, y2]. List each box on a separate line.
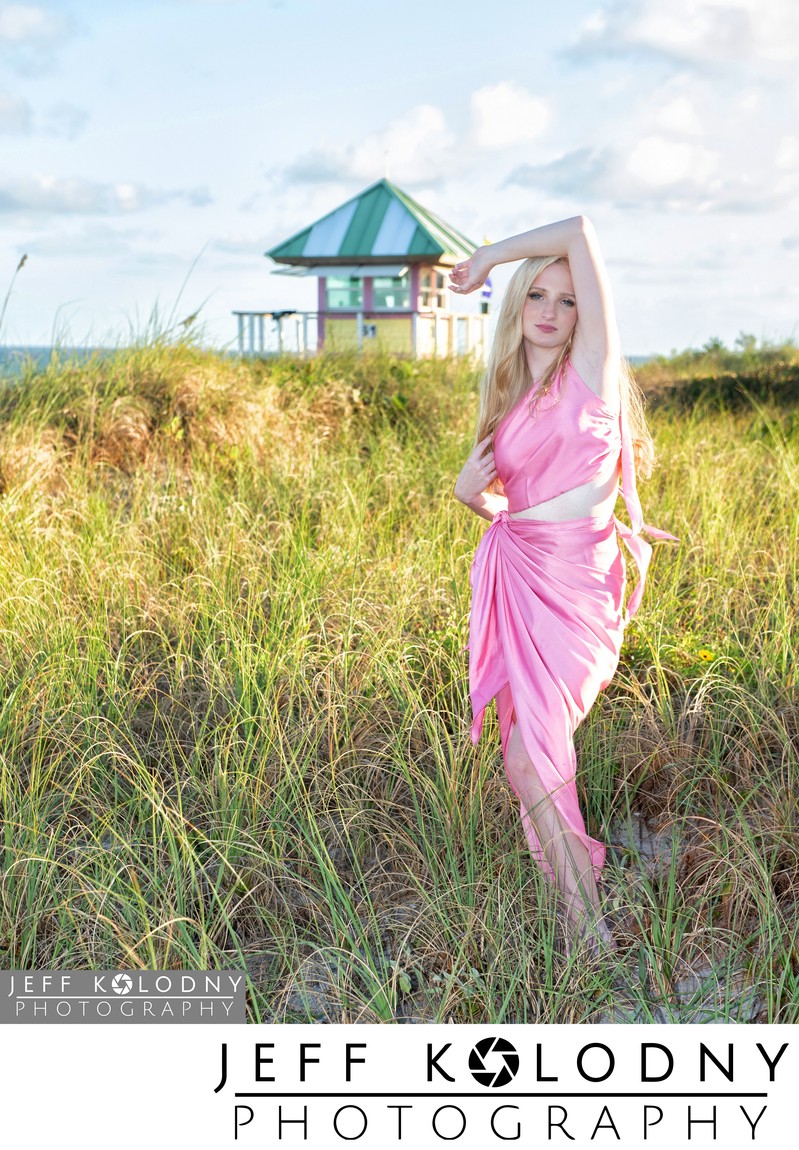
[466, 358, 677, 880]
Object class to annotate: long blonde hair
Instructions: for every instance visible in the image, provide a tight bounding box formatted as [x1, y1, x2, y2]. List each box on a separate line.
[474, 256, 655, 487]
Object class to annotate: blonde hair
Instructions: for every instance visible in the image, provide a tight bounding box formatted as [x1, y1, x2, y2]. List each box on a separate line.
[474, 256, 655, 488]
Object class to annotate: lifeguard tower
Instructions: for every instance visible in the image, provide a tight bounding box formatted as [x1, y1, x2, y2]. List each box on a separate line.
[233, 179, 489, 359]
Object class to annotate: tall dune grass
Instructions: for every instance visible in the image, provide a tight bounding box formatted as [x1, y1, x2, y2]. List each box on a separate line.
[0, 343, 796, 1023]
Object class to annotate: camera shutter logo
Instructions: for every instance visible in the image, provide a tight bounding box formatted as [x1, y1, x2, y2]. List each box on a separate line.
[468, 1037, 520, 1088]
[111, 973, 133, 995]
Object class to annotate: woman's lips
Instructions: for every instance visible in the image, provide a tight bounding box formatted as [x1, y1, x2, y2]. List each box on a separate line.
[536, 324, 556, 332]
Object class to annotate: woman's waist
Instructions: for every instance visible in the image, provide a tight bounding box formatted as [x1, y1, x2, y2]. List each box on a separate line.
[488, 507, 621, 545]
[474, 506, 624, 585]
[506, 472, 620, 522]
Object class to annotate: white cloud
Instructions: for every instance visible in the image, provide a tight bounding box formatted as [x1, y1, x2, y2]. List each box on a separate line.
[775, 173, 799, 198]
[0, 3, 66, 45]
[533, 61, 790, 214]
[582, 12, 608, 36]
[776, 136, 799, 169]
[0, 92, 87, 136]
[24, 223, 157, 259]
[0, 174, 212, 215]
[0, 89, 30, 131]
[627, 2, 749, 60]
[470, 82, 550, 149]
[627, 135, 718, 187]
[506, 147, 613, 200]
[738, 90, 761, 112]
[43, 101, 89, 139]
[576, 0, 799, 67]
[283, 103, 459, 188]
[506, 129, 786, 214]
[213, 234, 273, 255]
[726, 0, 799, 62]
[281, 85, 551, 190]
[657, 96, 703, 136]
[351, 104, 456, 183]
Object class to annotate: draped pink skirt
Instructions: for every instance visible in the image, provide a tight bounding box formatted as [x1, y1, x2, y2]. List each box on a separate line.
[467, 508, 627, 881]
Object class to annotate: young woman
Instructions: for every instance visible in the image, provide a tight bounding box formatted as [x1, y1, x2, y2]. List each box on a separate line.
[450, 216, 677, 956]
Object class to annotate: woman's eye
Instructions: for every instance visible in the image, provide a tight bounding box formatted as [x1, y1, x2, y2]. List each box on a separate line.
[561, 298, 575, 307]
[528, 291, 543, 299]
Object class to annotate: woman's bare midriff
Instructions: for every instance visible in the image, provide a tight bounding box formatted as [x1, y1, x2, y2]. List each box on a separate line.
[508, 466, 620, 523]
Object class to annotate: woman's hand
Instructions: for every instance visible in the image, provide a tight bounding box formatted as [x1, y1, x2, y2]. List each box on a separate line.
[448, 247, 494, 295]
[454, 435, 497, 504]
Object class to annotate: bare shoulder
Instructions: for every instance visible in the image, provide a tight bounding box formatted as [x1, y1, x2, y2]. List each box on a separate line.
[568, 340, 621, 413]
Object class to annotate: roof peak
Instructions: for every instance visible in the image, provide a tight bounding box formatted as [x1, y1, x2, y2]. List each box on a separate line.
[266, 180, 476, 266]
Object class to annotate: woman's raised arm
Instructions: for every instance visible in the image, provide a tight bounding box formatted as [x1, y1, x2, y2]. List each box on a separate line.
[449, 216, 621, 405]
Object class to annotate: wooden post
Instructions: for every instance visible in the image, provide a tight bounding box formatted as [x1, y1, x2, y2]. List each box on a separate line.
[236, 313, 244, 356]
[357, 309, 363, 352]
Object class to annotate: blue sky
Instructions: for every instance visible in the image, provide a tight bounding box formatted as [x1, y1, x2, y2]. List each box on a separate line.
[1, 0, 798, 354]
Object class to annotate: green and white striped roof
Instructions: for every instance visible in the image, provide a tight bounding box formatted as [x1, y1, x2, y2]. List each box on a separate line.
[266, 179, 476, 267]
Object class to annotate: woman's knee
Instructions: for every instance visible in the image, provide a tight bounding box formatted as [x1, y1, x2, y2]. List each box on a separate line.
[505, 722, 532, 776]
[507, 733, 551, 805]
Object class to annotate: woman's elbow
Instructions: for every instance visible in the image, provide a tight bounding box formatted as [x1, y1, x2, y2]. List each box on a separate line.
[573, 214, 596, 238]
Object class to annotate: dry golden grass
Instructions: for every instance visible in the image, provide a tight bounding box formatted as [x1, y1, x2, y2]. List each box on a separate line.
[0, 343, 796, 1022]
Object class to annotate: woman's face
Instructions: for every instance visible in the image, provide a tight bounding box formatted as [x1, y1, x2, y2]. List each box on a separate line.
[521, 261, 578, 354]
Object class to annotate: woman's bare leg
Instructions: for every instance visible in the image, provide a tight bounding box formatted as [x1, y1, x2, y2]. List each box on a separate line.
[505, 720, 615, 953]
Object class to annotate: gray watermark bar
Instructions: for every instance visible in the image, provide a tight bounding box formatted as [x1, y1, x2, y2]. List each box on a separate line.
[0, 970, 247, 1023]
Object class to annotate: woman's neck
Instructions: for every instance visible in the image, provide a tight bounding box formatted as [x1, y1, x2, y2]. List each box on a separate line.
[525, 346, 566, 386]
